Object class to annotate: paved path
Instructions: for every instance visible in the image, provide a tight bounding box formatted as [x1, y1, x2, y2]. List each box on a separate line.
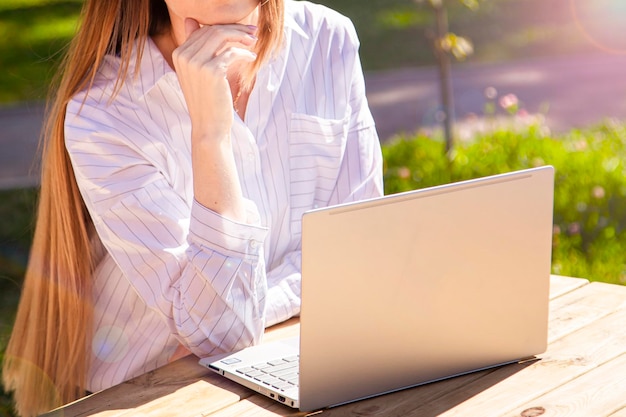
[366, 52, 626, 141]
[2, 52, 626, 189]
[0, 102, 44, 189]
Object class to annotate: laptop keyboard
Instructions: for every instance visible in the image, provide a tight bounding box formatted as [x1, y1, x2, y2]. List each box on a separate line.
[236, 356, 300, 391]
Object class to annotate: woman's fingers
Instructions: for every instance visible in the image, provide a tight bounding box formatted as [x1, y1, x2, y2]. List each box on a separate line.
[216, 47, 257, 74]
[178, 24, 257, 56]
[173, 24, 257, 75]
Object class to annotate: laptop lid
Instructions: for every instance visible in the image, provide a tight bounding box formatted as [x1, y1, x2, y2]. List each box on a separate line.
[297, 166, 554, 411]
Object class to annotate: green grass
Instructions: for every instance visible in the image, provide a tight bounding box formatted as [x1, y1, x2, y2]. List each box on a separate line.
[0, 0, 83, 103]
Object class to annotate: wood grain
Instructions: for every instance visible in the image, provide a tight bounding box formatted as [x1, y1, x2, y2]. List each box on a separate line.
[43, 320, 299, 417]
[547, 282, 626, 342]
[548, 275, 588, 299]
[608, 406, 626, 417]
[504, 352, 626, 417]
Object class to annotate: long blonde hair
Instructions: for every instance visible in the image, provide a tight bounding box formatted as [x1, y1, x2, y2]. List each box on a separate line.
[2, 0, 283, 415]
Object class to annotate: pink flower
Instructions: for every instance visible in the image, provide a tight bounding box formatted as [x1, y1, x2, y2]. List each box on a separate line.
[592, 186, 606, 199]
[568, 223, 581, 235]
[499, 93, 519, 110]
[397, 166, 411, 179]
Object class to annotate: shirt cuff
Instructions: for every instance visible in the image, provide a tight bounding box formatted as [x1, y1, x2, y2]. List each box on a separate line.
[188, 198, 268, 261]
[265, 284, 299, 328]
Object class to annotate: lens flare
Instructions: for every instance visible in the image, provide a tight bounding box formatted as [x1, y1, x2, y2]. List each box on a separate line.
[92, 325, 129, 363]
[570, 0, 626, 54]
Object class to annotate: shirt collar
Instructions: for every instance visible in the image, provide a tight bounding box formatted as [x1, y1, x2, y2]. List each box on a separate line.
[283, 11, 309, 40]
[136, 37, 178, 101]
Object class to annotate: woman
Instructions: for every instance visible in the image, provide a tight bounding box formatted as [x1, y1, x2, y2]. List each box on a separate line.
[2, 0, 383, 415]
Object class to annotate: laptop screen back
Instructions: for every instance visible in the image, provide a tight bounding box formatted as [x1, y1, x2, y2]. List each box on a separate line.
[298, 166, 554, 411]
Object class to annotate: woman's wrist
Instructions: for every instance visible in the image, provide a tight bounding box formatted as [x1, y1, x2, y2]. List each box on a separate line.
[191, 125, 232, 145]
[191, 138, 246, 221]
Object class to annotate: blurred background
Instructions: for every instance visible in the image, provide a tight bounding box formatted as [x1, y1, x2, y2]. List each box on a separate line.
[2, 0, 626, 414]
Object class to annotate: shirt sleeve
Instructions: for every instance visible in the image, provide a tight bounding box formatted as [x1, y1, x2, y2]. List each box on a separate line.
[329, 17, 384, 205]
[65, 99, 268, 357]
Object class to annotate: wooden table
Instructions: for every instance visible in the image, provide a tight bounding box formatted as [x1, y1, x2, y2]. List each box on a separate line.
[44, 275, 626, 417]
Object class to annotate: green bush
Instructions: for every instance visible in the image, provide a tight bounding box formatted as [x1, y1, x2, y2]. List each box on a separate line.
[382, 121, 626, 285]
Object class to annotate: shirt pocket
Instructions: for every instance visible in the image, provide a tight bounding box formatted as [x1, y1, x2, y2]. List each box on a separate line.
[288, 111, 350, 237]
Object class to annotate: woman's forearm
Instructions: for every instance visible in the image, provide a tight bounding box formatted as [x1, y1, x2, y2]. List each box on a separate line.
[192, 134, 247, 222]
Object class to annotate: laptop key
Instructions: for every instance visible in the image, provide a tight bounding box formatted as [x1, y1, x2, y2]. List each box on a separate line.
[252, 363, 273, 372]
[272, 366, 297, 378]
[267, 362, 297, 374]
[272, 381, 294, 391]
[261, 376, 282, 386]
[279, 372, 299, 384]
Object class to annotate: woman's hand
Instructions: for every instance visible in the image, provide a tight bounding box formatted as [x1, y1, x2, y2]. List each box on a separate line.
[172, 18, 257, 142]
[171, 18, 257, 221]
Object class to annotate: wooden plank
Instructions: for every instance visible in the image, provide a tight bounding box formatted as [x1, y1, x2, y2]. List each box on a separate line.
[43, 355, 252, 417]
[196, 395, 309, 417]
[419, 306, 626, 416]
[314, 367, 520, 417]
[262, 318, 300, 344]
[502, 353, 626, 417]
[117, 378, 252, 417]
[549, 275, 589, 299]
[318, 284, 626, 417]
[609, 406, 626, 417]
[431, 305, 626, 417]
[547, 282, 626, 342]
[44, 320, 301, 417]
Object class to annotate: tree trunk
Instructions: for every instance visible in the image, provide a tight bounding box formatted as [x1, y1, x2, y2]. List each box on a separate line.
[434, 5, 455, 152]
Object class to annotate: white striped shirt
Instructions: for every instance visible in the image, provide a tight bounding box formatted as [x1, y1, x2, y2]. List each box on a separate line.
[64, 0, 383, 392]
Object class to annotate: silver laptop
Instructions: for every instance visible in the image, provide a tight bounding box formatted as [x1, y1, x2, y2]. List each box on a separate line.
[199, 166, 555, 411]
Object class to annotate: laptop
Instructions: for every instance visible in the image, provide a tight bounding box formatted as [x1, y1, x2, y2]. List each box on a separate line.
[199, 166, 555, 411]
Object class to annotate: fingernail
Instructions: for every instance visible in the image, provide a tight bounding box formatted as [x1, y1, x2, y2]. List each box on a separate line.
[247, 25, 258, 31]
[247, 34, 258, 41]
